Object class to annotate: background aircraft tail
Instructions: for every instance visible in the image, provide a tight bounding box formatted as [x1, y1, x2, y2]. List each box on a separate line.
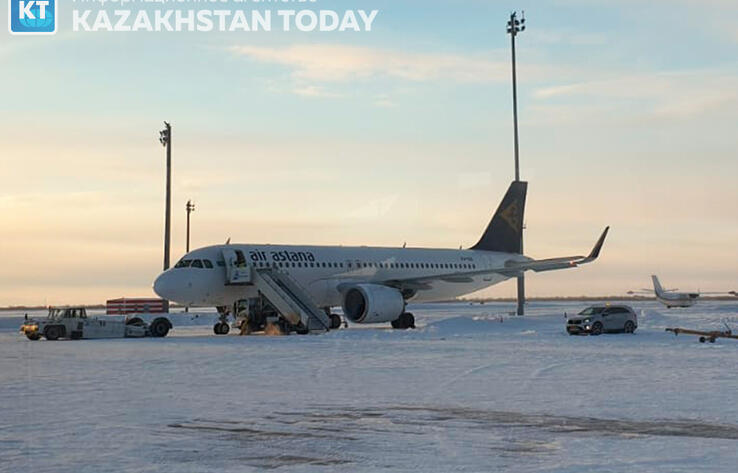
[651, 275, 665, 296]
[471, 181, 527, 254]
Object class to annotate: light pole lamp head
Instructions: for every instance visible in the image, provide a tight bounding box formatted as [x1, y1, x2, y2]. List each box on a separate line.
[159, 129, 170, 147]
[186, 200, 196, 213]
[507, 11, 526, 36]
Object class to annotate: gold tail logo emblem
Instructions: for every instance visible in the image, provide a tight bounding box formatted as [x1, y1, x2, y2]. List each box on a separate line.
[500, 201, 521, 232]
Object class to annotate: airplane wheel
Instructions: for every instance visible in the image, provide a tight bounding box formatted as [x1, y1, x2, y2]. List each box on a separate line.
[150, 318, 171, 338]
[44, 325, 62, 341]
[213, 322, 230, 335]
[392, 313, 415, 330]
[699, 337, 706, 343]
[329, 314, 342, 330]
[624, 321, 636, 334]
[709, 338, 716, 343]
[278, 319, 291, 335]
[590, 322, 603, 336]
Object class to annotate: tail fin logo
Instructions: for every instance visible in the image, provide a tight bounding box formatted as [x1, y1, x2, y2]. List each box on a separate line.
[500, 201, 522, 233]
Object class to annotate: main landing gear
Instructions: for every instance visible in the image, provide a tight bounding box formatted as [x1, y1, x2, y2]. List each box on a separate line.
[391, 312, 416, 330]
[329, 314, 342, 330]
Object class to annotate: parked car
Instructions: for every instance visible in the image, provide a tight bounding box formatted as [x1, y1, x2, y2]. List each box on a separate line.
[566, 305, 638, 335]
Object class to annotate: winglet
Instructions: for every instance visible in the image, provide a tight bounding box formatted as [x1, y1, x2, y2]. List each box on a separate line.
[582, 226, 609, 263]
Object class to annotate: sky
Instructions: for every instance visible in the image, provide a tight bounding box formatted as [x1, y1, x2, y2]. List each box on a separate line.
[1, 0, 737, 306]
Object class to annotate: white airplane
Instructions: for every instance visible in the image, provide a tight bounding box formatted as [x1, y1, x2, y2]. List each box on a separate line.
[651, 275, 699, 308]
[153, 182, 609, 333]
[630, 275, 736, 309]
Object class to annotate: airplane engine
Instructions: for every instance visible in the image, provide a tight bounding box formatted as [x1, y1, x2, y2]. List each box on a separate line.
[342, 284, 405, 324]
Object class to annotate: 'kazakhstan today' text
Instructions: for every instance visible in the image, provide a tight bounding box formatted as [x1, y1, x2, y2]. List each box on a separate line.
[72, 9, 379, 32]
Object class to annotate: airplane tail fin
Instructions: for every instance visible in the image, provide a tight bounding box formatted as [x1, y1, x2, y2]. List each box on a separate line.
[652, 275, 665, 296]
[471, 181, 527, 254]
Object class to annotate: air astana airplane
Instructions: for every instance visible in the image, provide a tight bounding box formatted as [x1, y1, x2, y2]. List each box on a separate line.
[154, 182, 609, 333]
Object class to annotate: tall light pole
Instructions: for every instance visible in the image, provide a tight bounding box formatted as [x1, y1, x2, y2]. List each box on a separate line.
[507, 11, 526, 315]
[159, 122, 172, 273]
[186, 200, 195, 253]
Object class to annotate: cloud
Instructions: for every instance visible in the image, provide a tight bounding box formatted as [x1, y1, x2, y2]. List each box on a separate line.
[347, 195, 399, 220]
[230, 44, 510, 83]
[532, 70, 738, 120]
[372, 94, 396, 108]
[290, 85, 343, 98]
[527, 29, 608, 46]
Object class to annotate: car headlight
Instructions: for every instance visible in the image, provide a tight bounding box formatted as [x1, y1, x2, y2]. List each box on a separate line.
[583, 318, 591, 323]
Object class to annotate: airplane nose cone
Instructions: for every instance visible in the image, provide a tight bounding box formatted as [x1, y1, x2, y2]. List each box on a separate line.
[153, 272, 174, 301]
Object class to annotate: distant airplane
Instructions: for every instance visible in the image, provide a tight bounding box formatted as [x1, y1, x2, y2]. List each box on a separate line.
[629, 275, 736, 309]
[154, 181, 609, 334]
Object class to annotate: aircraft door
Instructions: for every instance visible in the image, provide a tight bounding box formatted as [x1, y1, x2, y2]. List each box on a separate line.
[221, 248, 252, 285]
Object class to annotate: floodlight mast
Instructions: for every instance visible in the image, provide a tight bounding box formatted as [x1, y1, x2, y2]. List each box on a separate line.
[159, 122, 172, 273]
[158, 122, 173, 312]
[507, 11, 526, 315]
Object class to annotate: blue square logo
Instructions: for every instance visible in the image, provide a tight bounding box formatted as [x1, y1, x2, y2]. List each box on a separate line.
[9, 0, 57, 35]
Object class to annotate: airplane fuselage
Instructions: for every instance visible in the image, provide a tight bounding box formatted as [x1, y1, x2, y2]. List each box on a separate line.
[656, 293, 698, 308]
[154, 244, 529, 309]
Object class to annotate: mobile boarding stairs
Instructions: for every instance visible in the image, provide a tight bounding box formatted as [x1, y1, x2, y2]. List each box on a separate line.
[222, 250, 332, 334]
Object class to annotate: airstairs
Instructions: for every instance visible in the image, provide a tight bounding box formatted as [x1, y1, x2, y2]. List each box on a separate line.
[221, 250, 331, 333]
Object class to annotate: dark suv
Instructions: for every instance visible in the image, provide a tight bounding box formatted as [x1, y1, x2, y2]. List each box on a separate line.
[566, 305, 638, 336]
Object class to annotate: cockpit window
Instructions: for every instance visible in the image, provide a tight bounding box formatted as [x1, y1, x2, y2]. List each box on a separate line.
[175, 259, 192, 268]
[203, 259, 213, 269]
[191, 259, 203, 269]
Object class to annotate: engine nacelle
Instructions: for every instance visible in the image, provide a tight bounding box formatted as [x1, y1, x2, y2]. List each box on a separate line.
[342, 284, 405, 324]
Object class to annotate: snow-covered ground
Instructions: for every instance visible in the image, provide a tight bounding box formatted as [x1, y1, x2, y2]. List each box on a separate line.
[1, 300, 737, 472]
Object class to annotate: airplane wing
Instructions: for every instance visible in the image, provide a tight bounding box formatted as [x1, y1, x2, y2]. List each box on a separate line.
[383, 227, 609, 291]
[632, 288, 677, 293]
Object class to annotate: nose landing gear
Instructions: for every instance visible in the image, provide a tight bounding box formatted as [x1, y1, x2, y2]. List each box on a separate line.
[214, 321, 231, 335]
[213, 306, 231, 335]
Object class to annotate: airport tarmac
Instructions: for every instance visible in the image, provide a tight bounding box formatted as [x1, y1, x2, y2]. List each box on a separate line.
[1, 300, 737, 472]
